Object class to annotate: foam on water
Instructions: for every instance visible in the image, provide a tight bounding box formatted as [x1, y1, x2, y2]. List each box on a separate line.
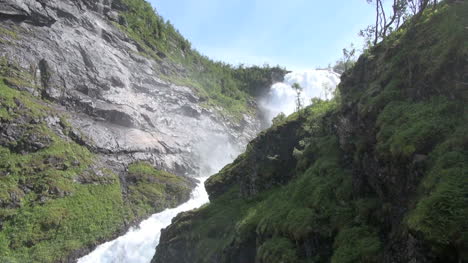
[78, 178, 209, 263]
[79, 134, 241, 263]
[77, 69, 338, 263]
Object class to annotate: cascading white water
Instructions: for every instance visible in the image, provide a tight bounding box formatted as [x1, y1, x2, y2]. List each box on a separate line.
[78, 68, 339, 263]
[78, 134, 242, 263]
[260, 69, 341, 123]
[78, 178, 209, 263]
[96, 0, 113, 38]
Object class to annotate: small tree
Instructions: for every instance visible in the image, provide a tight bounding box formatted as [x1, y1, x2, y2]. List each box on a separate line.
[361, 0, 435, 46]
[333, 43, 356, 74]
[292, 83, 303, 112]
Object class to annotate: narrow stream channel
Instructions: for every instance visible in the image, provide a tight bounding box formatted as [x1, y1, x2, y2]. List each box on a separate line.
[78, 177, 209, 263]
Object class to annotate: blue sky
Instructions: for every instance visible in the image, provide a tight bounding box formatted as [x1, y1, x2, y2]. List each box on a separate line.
[148, 0, 377, 70]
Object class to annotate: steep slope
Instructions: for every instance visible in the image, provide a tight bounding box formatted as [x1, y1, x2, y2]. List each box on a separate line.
[154, 2, 468, 263]
[0, 0, 285, 261]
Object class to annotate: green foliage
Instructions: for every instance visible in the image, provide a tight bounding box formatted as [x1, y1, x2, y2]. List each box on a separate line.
[0, 78, 128, 262]
[331, 227, 381, 263]
[171, 185, 256, 261]
[292, 83, 303, 112]
[167, 101, 383, 262]
[156, 3, 468, 262]
[333, 43, 356, 74]
[118, 0, 287, 120]
[0, 26, 19, 40]
[126, 162, 193, 219]
[0, 182, 126, 263]
[271, 113, 286, 126]
[0, 69, 192, 262]
[376, 97, 462, 159]
[257, 237, 300, 263]
[407, 124, 468, 256]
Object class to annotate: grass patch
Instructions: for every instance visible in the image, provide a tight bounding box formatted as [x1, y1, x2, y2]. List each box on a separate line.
[0, 66, 193, 262]
[116, 0, 287, 120]
[126, 162, 193, 219]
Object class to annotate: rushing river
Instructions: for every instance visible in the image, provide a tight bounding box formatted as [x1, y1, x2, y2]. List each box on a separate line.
[78, 178, 209, 263]
[78, 133, 241, 263]
[78, 69, 339, 263]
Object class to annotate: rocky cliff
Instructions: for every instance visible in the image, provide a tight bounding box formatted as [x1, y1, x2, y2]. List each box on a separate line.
[0, 0, 284, 261]
[154, 2, 468, 263]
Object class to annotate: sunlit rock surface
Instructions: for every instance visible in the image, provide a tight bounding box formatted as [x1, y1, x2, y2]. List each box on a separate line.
[0, 0, 260, 176]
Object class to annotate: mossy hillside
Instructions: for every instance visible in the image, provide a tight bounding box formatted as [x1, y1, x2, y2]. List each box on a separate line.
[167, 185, 258, 262]
[126, 162, 194, 220]
[406, 121, 468, 259]
[205, 110, 306, 200]
[339, 1, 468, 258]
[154, 2, 468, 262]
[156, 100, 384, 263]
[0, 80, 127, 262]
[231, 102, 381, 263]
[0, 65, 194, 262]
[343, 1, 467, 117]
[116, 0, 287, 120]
[375, 97, 463, 160]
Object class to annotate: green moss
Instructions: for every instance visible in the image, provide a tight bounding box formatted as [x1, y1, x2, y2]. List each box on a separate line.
[0, 80, 47, 121]
[116, 0, 287, 120]
[0, 117, 125, 263]
[376, 97, 462, 159]
[331, 227, 381, 263]
[154, 2, 468, 262]
[0, 26, 19, 40]
[257, 237, 300, 263]
[0, 53, 199, 263]
[166, 101, 380, 262]
[407, 124, 468, 256]
[0, 132, 127, 262]
[126, 162, 193, 219]
[1, 181, 126, 262]
[0, 70, 141, 261]
[187, 185, 256, 260]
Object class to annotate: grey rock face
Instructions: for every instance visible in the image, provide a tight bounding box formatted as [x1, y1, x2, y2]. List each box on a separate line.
[0, 0, 260, 177]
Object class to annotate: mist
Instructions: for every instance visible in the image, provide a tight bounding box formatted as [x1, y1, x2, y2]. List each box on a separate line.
[78, 132, 243, 263]
[193, 133, 243, 177]
[260, 69, 340, 124]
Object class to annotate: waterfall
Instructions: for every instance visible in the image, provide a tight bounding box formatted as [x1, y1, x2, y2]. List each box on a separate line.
[96, 0, 113, 38]
[259, 69, 341, 124]
[78, 179, 209, 263]
[78, 134, 242, 263]
[96, 0, 104, 38]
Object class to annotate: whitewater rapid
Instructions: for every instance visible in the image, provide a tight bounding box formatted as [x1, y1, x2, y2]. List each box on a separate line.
[78, 178, 209, 263]
[79, 133, 241, 263]
[78, 69, 340, 263]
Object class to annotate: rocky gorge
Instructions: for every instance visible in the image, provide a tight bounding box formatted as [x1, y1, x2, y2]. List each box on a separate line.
[153, 2, 468, 263]
[0, 0, 285, 261]
[0, 0, 466, 262]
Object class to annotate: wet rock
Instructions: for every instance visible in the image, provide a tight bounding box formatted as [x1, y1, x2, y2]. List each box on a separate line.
[0, 0, 263, 260]
[0, 0, 260, 176]
[0, 0, 57, 26]
[106, 10, 119, 21]
[206, 117, 303, 200]
[0, 121, 52, 153]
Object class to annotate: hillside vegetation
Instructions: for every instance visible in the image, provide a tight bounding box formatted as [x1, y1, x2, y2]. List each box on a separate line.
[0, 62, 195, 262]
[0, 0, 289, 260]
[116, 0, 287, 119]
[153, 2, 468, 262]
